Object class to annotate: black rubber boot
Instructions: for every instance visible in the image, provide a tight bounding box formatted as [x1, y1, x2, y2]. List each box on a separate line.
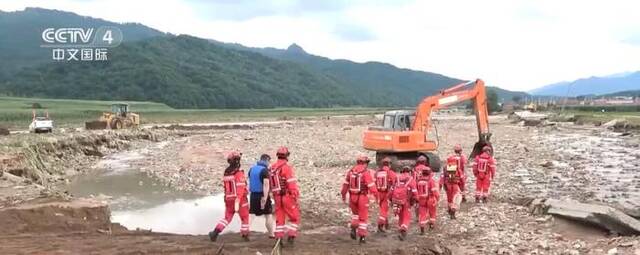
[420, 227, 425, 235]
[359, 236, 366, 244]
[287, 236, 295, 245]
[475, 197, 480, 203]
[451, 210, 457, 220]
[461, 195, 467, 203]
[429, 223, 435, 230]
[377, 224, 386, 233]
[208, 229, 220, 242]
[350, 227, 357, 240]
[483, 197, 488, 203]
[385, 223, 390, 230]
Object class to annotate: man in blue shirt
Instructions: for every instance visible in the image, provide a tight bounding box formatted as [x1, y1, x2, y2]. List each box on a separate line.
[248, 154, 274, 238]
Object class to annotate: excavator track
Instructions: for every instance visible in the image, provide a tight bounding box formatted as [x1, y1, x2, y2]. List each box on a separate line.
[375, 152, 441, 172]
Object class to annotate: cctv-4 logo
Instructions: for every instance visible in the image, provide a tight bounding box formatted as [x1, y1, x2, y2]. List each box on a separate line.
[41, 26, 123, 62]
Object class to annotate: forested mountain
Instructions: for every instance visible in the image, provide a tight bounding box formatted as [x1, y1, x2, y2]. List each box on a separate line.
[217, 41, 526, 103]
[0, 7, 165, 81]
[0, 8, 527, 108]
[2, 35, 357, 108]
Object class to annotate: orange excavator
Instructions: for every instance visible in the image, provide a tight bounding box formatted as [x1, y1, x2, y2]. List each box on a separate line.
[362, 79, 492, 171]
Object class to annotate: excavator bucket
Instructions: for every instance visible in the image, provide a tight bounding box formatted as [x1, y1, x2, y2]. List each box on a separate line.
[470, 141, 492, 159]
[469, 133, 492, 159]
[85, 121, 108, 130]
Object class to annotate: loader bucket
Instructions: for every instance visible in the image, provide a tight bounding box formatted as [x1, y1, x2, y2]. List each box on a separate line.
[469, 133, 492, 159]
[85, 121, 108, 130]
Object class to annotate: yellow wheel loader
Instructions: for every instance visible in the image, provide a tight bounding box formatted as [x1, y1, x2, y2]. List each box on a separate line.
[85, 103, 140, 130]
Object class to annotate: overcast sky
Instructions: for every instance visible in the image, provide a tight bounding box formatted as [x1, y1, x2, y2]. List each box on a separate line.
[2, 0, 639, 91]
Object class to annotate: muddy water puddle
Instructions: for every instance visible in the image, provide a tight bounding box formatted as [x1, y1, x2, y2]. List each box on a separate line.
[66, 149, 266, 235]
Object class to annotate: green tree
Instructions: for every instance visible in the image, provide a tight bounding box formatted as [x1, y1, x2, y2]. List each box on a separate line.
[487, 89, 499, 113]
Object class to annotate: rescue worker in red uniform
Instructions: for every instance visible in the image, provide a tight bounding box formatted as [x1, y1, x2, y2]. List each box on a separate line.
[268, 147, 300, 245]
[413, 155, 429, 179]
[453, 145, 468, 202]
[441, 146, 465, 219]
[375, 157, 396, 232]
[341, 155, 378, 244]
[391, 166, 418, 241]
[472, 146, 496, 203]
[416, 163, 439, 233]
[413, 155, 429, 221]
[209, 151, 250, 242]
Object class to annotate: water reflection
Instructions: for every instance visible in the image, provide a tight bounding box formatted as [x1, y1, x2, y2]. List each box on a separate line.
[112, 194, 267, 235]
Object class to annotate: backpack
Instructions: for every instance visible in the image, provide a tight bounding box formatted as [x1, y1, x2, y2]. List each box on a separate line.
[268, 165, 286, 194]
[477, 158, 488, 172]
[446, 157, 459, 181]
[416, 177, 429, 198]
[223, 174, 237, 199]
[375, 170, 388, 191]
[391, 176, 412, 206]
[348, 169, 364, 193]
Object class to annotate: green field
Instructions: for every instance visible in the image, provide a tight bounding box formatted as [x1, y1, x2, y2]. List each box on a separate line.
[0, 96, 391, 129]
[553, 109, 640, 125]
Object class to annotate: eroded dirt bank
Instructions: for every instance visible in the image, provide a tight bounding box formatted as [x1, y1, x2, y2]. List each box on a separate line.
[1, 116, 639, 254]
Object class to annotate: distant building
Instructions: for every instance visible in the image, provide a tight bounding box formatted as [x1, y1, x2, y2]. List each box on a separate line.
[606, 96, 634, 105]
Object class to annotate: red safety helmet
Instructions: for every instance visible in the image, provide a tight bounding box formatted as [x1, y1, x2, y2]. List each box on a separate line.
[356, 155, 370, 164]
[226, 151, 242, 162]
[417, 155, 427, 163]
[276, 146, 290, 157]
[454, 144, 462, 153]
[381, 157, 392, 165]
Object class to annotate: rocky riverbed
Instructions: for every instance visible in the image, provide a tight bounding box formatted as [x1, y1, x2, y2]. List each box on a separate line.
[1, 116, 639, 254]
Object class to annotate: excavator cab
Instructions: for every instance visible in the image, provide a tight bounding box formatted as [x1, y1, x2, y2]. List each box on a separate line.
[380, 110, 415, 131]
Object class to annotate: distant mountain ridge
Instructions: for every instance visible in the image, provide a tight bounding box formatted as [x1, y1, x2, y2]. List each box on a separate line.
[530, 72, 640, 96]
[213, 41, 527, 104]
[0, 7, 527, 108]
[603, 89, 640, 97]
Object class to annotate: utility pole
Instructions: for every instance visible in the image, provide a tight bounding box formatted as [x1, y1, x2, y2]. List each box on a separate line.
[561, 84, 572, 112]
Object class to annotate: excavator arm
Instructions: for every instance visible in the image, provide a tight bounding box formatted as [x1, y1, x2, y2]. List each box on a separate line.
[412, 79, 492, 158]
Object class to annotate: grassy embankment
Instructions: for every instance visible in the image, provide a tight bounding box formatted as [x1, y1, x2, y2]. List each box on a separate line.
[552, 105, 640, 125]
[0, 96, 390, 130]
